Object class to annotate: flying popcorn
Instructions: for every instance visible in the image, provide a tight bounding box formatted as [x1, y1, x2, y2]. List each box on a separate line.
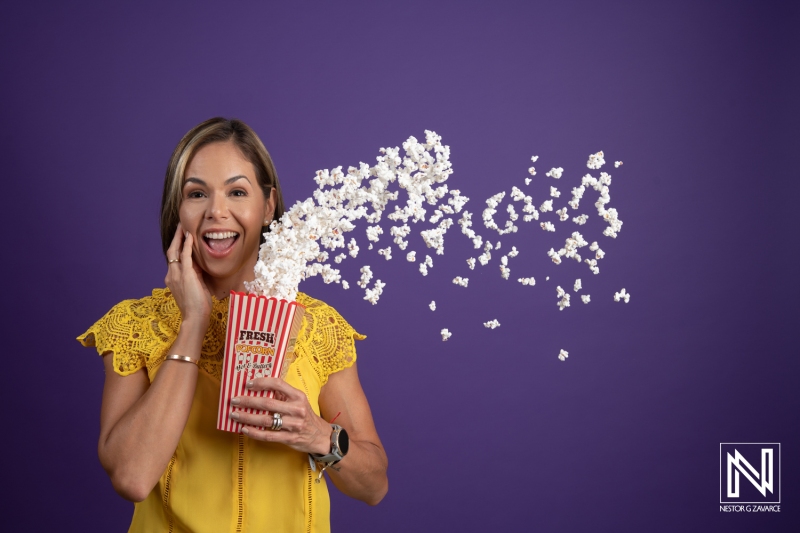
[550, 186, 561, 198]
[546, 167, 564, 179]
[587, 151, 605, 170]
[573, 279, 582, 292]
[614, 288, 631, 303]
[615, 161, 623, 168]
[518, 277, 535, 285]
[572, 214, 588, 225]
[581, 294, 590, 303]
[483, 319, 500, 329]
[378, 247, 392, 260]
[429, 301, 436, 311]
[558, 349, 569, 361]
[525, 178, 532, 185]
[364, 279, 386, 305]
[556, 207, 569, 222]
[441, 328, 452, 341]
[406, 251, 416, 262]
[541, 221, 556, 232]
[467, 257, 476, 270]
[453, 276, 469, 287]
[539, 199, 554, 213]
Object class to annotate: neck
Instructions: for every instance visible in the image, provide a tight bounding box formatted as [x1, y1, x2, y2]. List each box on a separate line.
[203, 256, 259, 301]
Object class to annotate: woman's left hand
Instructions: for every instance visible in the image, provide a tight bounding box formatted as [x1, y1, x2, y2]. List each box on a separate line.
[230, 377, 332, 455]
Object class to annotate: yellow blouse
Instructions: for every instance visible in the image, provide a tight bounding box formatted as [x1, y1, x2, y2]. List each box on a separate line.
[77, 288, 365, 533]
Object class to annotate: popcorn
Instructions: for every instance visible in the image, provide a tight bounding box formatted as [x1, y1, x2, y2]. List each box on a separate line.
[556, 207, 569, 222]
[587, 151, 605, 170]
[585, 258, 599, 275]
[539, 199, 553, 213]
[357, 265, 373, 288]
[541, 221, 556, 232]
[589, 241, 599, 251]
[429, 300, 436, 311]
[550, 186, 561, 198]
[363, 279, 385, 305]
[483, 319, 500, 329]
[531, 155, 539, 162]
[573, 279, 582, 292]
[425, 255, 433, 267]
[572, 214, 588, 225]
[499, 264, 510, 280]
[507, 246, 519, 258]
[366, 225, 383, 242]
[441, 328, 452, 341]
[547, 248, 562, 264]
[467, 257, 476, 270]
[614, 288, 630, 303]
[528, 167, 537, 176]
[334, 253, 346, 264]
[348, 238, 360, 258]
[525, 178, 532, 185]
[556, 288, 571, 311]
[342, 280, 350, 290]
[558, 349, 569, 361]
[452, 276, 469, 287]
[378, 247, 392, 260]
[495, 241, 501, 250]
[406, 251, 416, 262]
[595, 248, 605, 260]
[581, 294, 590, 304]
[614, 161, 623, 168]
[419, 263, 429, 276]
[546, 167, 563, 179]
[518, 277, 535, 286]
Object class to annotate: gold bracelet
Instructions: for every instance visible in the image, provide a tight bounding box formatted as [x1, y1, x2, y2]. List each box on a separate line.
[165, 354, 199, 365]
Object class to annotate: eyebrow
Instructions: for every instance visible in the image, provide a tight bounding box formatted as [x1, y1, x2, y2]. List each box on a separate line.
[183, 175, 252, 187]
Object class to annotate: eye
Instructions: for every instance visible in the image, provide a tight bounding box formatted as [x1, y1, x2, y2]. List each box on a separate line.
[231, 189, 247, 197]
[186, 190, 206, 199]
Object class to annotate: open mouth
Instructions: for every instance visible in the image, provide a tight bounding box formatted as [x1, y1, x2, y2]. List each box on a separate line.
[202, 231, 240, 256]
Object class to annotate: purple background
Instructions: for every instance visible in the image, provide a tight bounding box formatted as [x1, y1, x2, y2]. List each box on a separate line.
[2, 1, 798, 531]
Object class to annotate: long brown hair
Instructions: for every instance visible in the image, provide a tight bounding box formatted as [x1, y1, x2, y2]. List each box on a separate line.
[159, 117, 285, 256]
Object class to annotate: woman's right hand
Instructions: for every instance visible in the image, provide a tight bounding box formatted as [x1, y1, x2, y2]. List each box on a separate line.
[164, 222, 212, 330]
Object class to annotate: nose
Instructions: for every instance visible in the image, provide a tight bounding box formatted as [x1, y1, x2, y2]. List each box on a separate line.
[206, 191, 229, 220]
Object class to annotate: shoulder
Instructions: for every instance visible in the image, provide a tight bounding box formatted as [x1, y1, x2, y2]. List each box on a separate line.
[76, 288, 181, 376]
[295, 292, 365, 385]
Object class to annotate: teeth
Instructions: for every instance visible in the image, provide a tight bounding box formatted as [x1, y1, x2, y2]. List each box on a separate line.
[204, 231, 239, 239]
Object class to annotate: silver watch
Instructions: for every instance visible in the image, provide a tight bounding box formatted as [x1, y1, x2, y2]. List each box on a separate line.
[310, 424, 349, 465]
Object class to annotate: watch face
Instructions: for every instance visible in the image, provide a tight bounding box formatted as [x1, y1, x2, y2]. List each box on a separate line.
[338, 427, 349, 456]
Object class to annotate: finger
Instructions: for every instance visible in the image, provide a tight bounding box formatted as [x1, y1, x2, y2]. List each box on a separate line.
[246, 377, 304, 401]
[180, 231, 194, 266]
[233, 395, 299, 417]
[231, 410, 298, 431]
[240, 425, 298, 444]
[166, 222, 184, 263]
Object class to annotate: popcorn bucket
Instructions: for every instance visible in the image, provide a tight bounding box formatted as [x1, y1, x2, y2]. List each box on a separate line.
[217, 291, 305, 433]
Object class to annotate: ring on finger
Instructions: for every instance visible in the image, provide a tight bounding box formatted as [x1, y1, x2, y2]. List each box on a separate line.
[168, 258, 180, 264]
[270, 412, 283, 431]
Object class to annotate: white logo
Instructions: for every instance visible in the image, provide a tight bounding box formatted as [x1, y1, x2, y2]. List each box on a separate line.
[720, 443, 780, 504]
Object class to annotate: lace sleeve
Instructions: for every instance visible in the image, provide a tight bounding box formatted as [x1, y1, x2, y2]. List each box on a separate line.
[76, 295, 177, 377]
[296, 294, 366, 386]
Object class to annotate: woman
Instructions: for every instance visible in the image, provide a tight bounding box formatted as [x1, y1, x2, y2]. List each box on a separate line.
[77, 118, 388, 532]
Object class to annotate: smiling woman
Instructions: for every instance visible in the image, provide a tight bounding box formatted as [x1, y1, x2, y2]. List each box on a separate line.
[76, 118, 388, 533]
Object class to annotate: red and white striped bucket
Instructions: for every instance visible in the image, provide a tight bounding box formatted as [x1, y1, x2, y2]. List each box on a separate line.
[217, 291, 305, 433]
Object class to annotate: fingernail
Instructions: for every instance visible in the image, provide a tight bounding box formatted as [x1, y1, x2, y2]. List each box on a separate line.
[185, 231, 189, 238]
[231, 398, 240, 405]
[246, 381, 254, 389]
[230, 412, 239, 420]
[241, 427, 249, 435]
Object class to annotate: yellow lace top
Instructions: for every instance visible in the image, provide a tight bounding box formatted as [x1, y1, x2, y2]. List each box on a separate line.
[77, 288, 365, 533]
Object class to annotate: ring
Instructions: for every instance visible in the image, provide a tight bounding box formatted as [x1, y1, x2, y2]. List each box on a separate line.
[271, 412, 283, 431]
[168, 258, 180, 264]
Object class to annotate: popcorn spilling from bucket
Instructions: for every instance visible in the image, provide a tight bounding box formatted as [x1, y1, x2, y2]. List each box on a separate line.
[243, 135, 629, 361]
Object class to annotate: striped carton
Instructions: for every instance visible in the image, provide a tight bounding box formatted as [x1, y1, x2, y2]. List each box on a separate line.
[217, 291, 305, 433]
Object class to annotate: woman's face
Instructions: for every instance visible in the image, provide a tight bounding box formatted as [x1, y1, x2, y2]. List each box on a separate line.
[179, 141, 274, 284]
